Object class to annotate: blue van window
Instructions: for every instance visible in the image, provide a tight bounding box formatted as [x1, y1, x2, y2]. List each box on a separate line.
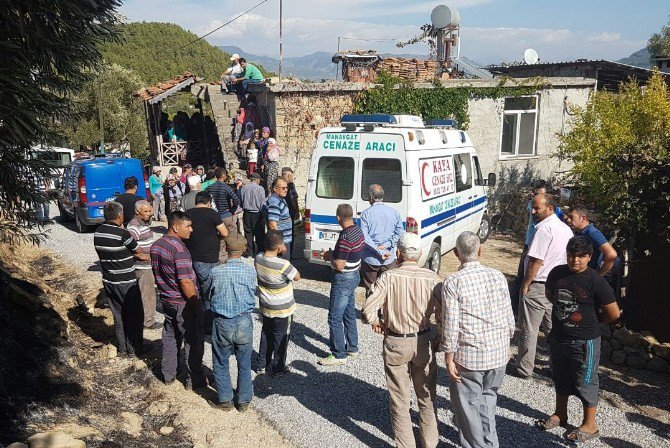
[361, 158, 402, 203]
[316, 157, 354, 199]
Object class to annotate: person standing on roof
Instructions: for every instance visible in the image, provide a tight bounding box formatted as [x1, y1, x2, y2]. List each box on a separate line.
[360, 184, 404, 297]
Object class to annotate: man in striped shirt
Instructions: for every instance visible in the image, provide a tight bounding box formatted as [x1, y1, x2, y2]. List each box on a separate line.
[127, 200, 161, 330]
[362, 232, 443, 448]
[94, 202, 148, 357]
[441, 231, 515, 448]
[265, 178, 293, 260]
[320, 204, 365, 366]
[151, 211, 206, 389]
[255, 229, 301, 376]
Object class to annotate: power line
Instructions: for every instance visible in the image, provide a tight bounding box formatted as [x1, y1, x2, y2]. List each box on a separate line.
[179, 0, 271, 50]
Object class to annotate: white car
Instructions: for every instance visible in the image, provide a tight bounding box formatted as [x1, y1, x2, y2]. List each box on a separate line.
[303, 114, 495, 273]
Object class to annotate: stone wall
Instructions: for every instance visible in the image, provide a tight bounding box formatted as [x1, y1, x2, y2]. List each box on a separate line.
[601, 324, 670, 374]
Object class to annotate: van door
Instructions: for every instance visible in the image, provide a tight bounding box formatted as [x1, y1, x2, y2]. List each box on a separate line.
[118, 159, 148, 199]
[355, 134, 406, 219]
[453, 152, 475, 234]
[84, 161, 123, 205]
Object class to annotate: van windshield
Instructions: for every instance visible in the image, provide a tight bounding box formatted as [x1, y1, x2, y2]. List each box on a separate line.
[316, 156, 354, 199]
[361, 158, 402, 203]
[30, 150, 72, 167]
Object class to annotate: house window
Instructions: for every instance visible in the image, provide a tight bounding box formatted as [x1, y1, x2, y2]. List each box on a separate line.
[500, 96, 538, 157]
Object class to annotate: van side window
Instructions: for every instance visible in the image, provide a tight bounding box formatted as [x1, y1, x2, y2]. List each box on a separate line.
[472, 156, 484, 185]
[361, 158, 402, 203]
[316, 157, 354, 199]
[454, 153, 472, 192]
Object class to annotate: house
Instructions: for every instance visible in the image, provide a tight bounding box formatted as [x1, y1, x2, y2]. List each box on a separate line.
[488, 59, 664, 91]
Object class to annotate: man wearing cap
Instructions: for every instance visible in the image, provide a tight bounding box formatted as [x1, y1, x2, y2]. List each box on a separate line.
[221, 54, 243, 95]
[209, 233, 257, 411]
[181, 175, 202, 211]
[149, 167, 165, 221]
[362, 232, 443, 448]
[240, 173, 266, 255]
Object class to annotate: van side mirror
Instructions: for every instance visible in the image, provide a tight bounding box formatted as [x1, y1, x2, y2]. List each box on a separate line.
[487, 172, 497, 187]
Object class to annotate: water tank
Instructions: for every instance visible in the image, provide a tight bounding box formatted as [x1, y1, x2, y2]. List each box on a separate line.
[431, 5, 460, 29]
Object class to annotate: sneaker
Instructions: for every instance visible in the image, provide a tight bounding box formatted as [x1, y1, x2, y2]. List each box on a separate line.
[237, 402, 251, 412]
[318, 354, 348, 366]
[347, 351, 359, 359]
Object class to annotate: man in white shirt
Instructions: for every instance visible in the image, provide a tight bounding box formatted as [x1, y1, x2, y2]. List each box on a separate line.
[221, 53, 243, 94]
[514, 193, 573, 378]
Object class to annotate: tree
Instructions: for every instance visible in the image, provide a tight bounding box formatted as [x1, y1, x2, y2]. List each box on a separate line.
[558, 71, 670, 241]
[60, 64, 149, 160]
[0, 0, 120, 244]
[648, 18, 670, 58]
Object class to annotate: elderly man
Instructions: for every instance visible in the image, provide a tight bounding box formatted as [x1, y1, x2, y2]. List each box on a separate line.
[94, 202, 148, 357]
[360, 184, 404, 296]
[362, 232, 442, 448]
[265, 177, 293, 260]
[514, 193, 573, 378]
[181, 175, 202, 211]
[151, 211, 206, 390]
[240, 173, 266, 255]
[442, 231, 515, 448]
[127, 200, 161, 330]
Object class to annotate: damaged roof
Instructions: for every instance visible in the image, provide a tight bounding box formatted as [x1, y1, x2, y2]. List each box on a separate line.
[136, 72, 198, 104]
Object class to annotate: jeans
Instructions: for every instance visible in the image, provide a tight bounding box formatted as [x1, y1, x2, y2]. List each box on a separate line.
[36, 199, 50, 222]
[212, 313, 254, 404]
[193, 261, 217, 333]
[328, 270, 360, 359]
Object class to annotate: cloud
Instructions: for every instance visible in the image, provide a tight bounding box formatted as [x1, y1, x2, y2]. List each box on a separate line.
[588, 32, 621, 43]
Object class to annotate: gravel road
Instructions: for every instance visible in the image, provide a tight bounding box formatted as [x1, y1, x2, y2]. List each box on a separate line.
[43, 204, 670, 448]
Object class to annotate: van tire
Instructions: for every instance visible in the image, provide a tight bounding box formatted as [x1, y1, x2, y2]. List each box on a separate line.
[425, 242, 441, 274]
[58, 202, 72, 223]
[75, 213, 91, 233]
[478, 214, 491, 243]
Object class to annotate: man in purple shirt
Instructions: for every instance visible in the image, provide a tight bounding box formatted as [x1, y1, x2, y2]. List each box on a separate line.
[151, 210, 206, 390]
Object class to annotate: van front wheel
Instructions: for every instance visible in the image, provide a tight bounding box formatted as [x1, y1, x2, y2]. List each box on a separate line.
[425, 242, 441, 274]
[478, 214, 491, 243]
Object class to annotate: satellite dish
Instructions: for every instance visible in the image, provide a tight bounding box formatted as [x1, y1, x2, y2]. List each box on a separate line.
[523, 48, 539, 65]
[431, 5, 460, 29]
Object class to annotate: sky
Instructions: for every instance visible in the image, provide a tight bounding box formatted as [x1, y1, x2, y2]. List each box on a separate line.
[118, 0, 669, 64]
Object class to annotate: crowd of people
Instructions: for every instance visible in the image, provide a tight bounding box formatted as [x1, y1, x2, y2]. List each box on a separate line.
[93, 174, 621, 447]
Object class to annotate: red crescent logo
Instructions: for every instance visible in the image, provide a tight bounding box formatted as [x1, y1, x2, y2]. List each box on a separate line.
[421, 162, 431, 196]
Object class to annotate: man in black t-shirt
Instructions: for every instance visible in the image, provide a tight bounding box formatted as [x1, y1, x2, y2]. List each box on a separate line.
[537, 236, 620, 443]
[116, 176, 143, 226]
[185, 192, 229, 328]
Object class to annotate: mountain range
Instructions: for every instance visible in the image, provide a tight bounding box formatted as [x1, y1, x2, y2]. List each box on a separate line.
[220, 45, 654, 80]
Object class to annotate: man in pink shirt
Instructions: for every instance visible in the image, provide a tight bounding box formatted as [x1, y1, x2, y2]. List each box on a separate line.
[514, 194, 573, 378]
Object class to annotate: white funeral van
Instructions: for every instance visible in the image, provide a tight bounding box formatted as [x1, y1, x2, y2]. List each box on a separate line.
[303, 114, 496, 273]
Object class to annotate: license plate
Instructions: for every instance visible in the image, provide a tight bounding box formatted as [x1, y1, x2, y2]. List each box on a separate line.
[318, 231, 339, 241]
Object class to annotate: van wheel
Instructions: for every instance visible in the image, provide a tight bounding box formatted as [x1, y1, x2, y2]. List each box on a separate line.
[75, 213, 91, 233]
[478, 214, 491, 243]
[57, 202, 72, 222]
[425, 242, 441, 274]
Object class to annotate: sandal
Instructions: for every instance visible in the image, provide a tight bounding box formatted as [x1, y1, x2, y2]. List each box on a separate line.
[566, 429, 600, 443]
[535, 416, 568, 430]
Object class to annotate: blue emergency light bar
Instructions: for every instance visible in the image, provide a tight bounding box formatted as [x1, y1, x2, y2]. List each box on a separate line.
[425, 119, 458, 128]
[340, 114, 398, 125]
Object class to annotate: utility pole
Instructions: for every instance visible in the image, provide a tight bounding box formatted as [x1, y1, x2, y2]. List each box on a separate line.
[278, 0, 283, 80]
[336, 36, 341, 80]
[97, 76, 105, 154]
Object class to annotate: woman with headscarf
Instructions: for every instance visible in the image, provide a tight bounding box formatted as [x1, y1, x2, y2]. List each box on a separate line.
[256, 127, 271, 183]
[163, 174, 185, 218]
[238, 122, 254, 157]
[264, 137, 282, 194]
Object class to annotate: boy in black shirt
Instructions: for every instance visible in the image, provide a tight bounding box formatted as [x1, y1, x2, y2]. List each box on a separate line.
[537, 236, 620, 443]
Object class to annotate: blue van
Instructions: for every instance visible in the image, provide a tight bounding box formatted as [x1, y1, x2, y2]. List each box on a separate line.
[57, 155, 150, 232]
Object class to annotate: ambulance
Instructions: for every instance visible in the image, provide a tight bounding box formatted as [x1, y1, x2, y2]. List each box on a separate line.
[303, 114, 496, 273]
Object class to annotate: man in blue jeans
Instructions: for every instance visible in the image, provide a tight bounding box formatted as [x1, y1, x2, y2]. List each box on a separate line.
[320, 204, 366, 366]
[209, 233, 257, 412]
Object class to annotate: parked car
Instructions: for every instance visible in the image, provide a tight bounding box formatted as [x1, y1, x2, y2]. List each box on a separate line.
[304, 114, 496, 274]
[28, 146, 75, 196]
[57, 155, 150, 232]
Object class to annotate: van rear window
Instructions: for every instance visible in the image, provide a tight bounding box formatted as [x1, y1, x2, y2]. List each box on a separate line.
[361, 158, 402, 203]
[316, 157, 354, 199]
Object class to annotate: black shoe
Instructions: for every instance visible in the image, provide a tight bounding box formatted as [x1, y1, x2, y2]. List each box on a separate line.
[185, 378, 208, 391]
[210, 400, 234, 411]
[164, 377, 176, 385]
[237, 402, 251, 412]
[271, 367, 291, 378]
